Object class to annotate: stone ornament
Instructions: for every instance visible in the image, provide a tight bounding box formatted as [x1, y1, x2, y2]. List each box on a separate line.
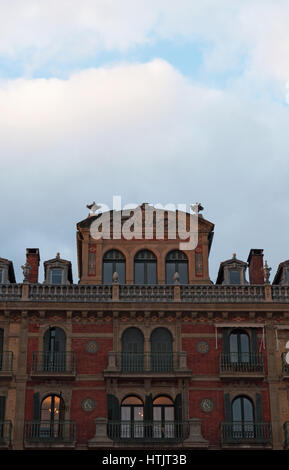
[200, 398, 214, 413]
[82, 398, 96, 412]
[197, 341, 209, 354]
[85, 340, 98, 353]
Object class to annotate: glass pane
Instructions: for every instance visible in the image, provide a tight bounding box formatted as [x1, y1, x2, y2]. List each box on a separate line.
[153, 407, 161, 420]
[243, 398, 254, 421]
[229, 334, 238, 362]
[240, 333, 250, 362]
[147, 262, 157, 284]
[121, 407, 130, 420]
[178, 262, 188, 284]
[166, 262, 175, 284]
[165, 407, 174, 420]
[0, 269, 2, 283]
[134, 262, 144, 284]
[115, 262, 125, 284]
[50, 269, 63, 285]
[103, 262, 113, 284]
[134, 407, 144, 421]
[229, 270, 241, 284]
[232, 398, 242, 422]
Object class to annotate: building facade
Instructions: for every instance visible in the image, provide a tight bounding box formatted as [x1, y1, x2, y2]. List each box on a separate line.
[0, 204, 289, 450]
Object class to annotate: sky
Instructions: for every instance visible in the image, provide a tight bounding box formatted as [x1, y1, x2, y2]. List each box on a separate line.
[0, 0, 289, 283]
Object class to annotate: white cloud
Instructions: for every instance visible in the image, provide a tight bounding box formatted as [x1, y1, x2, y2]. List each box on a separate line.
[1, 0, 289, 83]
[0, 59, 289, 282]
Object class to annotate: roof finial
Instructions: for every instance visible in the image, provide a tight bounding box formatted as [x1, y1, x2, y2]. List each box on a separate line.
[232, 253, 236, 259]
[56, 252, 60, 259]
[190, 203, 204, 214]
[86, 202, 101, 217]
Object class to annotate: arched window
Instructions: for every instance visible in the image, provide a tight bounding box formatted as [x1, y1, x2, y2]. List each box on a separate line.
[40, 394, 65, 439]
[103, 250, 126, 284]
[121, 328, 144, 372]
[153, 396, 174, 438]
[134, 250, 157, 284]
[150, 328, 173, 372]
[165, 250, 188, 284]
[43, 327, 66, 372]
[232, 396, 254, 439]
[229, 329, 250, 363]
[121, 396, 144, 438]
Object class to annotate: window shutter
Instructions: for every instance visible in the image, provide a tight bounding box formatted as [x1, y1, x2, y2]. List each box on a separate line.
[0, 396, 6, 421]
[33, 392, 40, 421]
[251, 328, 258, 355]
[222, 328, 230, 355]
[107, 394, 120, 421]
[144, 394, 153, 421]
[255, 393, 263, 423]
[224, 393, 231, 422]
[174, 393, 182, 421]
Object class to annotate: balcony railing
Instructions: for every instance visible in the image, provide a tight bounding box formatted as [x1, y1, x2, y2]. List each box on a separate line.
[220, 421, 272, 446]
[0, 282, 277, 303]
[106, 352, 188, 373]
[0, 351, 14, 372]
[107, 421, 189, 442]
[0, 421, 12, 447]
[219, 353, 264, 375]
[181, 285, 265, 302]
[31, 352, 77, 375]
[0, 283, 22, 301]
[29, 284, 112, 301]
[24, 421, 76, 444]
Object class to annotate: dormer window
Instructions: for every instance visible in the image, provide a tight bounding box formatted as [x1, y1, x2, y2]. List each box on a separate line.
[0, 268, 3, 284]
[228, 269, 241, 285]
[50, 268, 63, 285]
[286, 269, 289, 283]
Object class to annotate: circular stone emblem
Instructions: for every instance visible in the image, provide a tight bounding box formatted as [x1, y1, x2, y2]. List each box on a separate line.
[86, 341, 98, 353]
[200, 398, 214, 413]
[197, 341, 209, 354]
[82, 398, 96, 412]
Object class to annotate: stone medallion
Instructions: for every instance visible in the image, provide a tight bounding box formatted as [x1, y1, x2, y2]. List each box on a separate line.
[82, 398, 96, 412]
[85, 340, 98, 353]
[200, 398, 214, 413]
[197, 341, 209, 354]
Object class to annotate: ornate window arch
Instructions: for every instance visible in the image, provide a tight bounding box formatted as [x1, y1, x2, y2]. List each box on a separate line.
[134, 250, 157, 284]
[43, 327, 66, 372]
[231, 395, 255, 439]
[121, 327, 144, 372]
[150, 328, 173, 372]
[165, 250, 188, 284]
[103, 249, 126, 284]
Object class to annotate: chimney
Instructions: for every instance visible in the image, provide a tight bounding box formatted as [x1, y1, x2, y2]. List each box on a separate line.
[26, 248, 40, 283]
[247, 249, 264, 284]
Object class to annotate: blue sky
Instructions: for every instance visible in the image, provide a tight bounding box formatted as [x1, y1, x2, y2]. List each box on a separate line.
[0, 0, 289, 283]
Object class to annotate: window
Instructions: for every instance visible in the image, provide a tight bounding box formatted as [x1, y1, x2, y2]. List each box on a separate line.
[134, 250, 157, 284]
[0, 329, 3, 371]
[103, 250, 125, 284]
[153, 396, 174, 438]
[50, 268, 63, 285]
[229, 329, 250, 363]
[121, 396, 144, 438]
[43, 327, 66, 372]
[165, 250, 188, 284]
[40, 394, 65, 439]
[0, 268, 3, 283]
[121, 328, 144, 371]
[286, 268, 289, 283]
[231, 396, 254, 439]
[150, 328, 173, 372]
[228, 269, 241, 284]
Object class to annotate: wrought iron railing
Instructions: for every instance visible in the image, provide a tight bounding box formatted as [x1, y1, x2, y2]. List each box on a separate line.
[107, 420, 189, 442]
[219, 353, 264, 374]
[113, 352, 186, 372]
[0, 421, 12, 446]
[0, 284, 22, 300]
[24, 420, 76, 443]
[220, 421, 272, 445]
[0, 351, 14, 372]
[31, 352, 76, 374]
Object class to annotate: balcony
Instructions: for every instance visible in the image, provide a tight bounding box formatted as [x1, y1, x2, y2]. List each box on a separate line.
[219, 353, 265, 379]
[180, 285, 266, 302]
[104, 352, 191, 378]
[24, 420, 76, 448]
[0, 351, 14, 379]
[119, 285, 174, 302]
[220, 421, 272, 448]
[0, 283, 22, 301]
[29, 284, 112, 302]
[0, 421, 12, 448]
[107, 420, 189, 443]
[30, 352, 77, 379]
